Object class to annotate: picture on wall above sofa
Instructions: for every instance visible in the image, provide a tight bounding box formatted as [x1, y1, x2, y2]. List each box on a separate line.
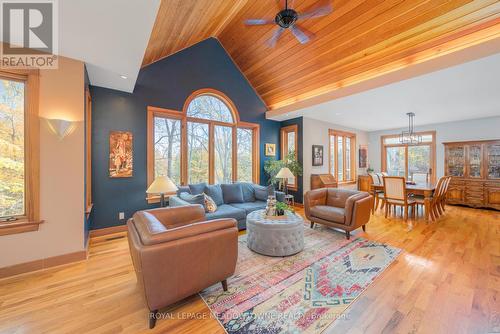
[109, 131, 134, 178]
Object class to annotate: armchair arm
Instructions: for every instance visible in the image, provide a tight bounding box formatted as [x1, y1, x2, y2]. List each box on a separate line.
[147, 219, 237, 245]
[144, 204, 206, 229]
[304, 189, 327, 219]
[346, 194, 373, 227]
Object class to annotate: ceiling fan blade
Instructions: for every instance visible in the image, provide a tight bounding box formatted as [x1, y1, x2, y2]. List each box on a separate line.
[290, 24, 315, 44]
[245, 18, 275, 25]
[299, 1, 333, 20]
[268, 27, 285, 47]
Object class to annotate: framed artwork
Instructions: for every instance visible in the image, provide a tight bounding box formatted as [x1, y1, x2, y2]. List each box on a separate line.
[109, 131, 133, 178]
[265, 143, 276, 156]
[359, 145, 368, 168]
[312, 145, 323, 166]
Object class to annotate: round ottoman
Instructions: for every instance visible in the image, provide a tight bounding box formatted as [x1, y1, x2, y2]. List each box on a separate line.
[246, 209, 304, 257]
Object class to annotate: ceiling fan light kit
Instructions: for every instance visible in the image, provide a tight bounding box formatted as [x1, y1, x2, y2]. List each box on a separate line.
[245, 0, 333, 47]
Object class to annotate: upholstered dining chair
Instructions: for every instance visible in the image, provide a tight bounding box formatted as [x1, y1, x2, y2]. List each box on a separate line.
[383, 176, 416, 221]
[369, 173, 385, 212]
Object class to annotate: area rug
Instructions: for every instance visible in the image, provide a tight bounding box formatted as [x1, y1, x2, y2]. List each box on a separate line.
[200, 225, 401, 334]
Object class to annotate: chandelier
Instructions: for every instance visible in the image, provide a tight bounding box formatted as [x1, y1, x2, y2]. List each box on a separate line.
[399, 112, 422, 145]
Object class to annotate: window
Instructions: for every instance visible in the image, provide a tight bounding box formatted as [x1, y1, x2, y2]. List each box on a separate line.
[280, 124, 298, 190]
[147, 89, 259, 201]
[381, 131, 436, 183]
[0, 70, 40, 234]
[329, 129, 356, 183]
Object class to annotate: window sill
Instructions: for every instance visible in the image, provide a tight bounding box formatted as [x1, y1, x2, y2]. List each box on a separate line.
[0, 220, 44, 236]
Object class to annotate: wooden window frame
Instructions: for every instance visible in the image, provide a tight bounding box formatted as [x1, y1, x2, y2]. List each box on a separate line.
[381, 131, 436, 184]
[0, 69, 42, 236]
[280, 124, 299, 191]
[328, 129, 357, 184]
[147, 89, 260, 202]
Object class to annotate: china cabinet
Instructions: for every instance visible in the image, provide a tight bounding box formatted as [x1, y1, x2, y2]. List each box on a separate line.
[444, 140, 500, 210]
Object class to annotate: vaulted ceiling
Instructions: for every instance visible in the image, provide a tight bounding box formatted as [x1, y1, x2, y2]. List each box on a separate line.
[143, 0, 500, 112]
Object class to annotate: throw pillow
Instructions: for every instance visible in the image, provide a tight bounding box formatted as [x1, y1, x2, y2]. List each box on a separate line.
[176, 185, 191, 196]
[254, 184, 275, 201]
[204, 194, 217, 213]
[221, 183, 244, 203]
[204, 184, 224, 206]
[189, 182, 207, 195]
[238, 182, 256, 202]
[179, 192, 205, 207]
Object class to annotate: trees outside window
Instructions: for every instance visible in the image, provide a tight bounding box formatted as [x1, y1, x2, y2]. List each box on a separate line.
[382, 132, 436, 183]
[147, 89, 259, 200]
[329, 130, 356, 183]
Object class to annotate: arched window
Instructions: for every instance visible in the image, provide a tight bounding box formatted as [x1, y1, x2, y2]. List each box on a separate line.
[186, 95, 234, 123]
[147, 89, 259, 198]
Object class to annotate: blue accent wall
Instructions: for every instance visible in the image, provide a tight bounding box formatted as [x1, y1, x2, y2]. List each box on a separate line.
[84, 65, 91, 244]
[280, 117, 304, 203]
[90, 38, 281, 230]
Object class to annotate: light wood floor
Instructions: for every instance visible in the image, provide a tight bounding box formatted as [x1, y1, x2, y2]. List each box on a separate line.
[0, 205, 499, 334]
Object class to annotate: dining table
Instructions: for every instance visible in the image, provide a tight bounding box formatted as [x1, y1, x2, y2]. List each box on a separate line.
[371, 182, 437, 223]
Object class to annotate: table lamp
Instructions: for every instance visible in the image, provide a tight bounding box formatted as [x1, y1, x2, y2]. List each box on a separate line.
[146, 176, 178, 207]
[276, 167, 295, 196]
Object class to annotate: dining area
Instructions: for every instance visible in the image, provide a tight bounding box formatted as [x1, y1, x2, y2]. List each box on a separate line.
[368, 172, 451, 229]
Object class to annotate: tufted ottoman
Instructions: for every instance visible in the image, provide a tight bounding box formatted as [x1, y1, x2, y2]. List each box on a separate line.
[246, 209, 304, 257]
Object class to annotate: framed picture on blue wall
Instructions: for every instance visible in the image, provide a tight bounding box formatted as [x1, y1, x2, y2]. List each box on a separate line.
[265, 143, 276, 156]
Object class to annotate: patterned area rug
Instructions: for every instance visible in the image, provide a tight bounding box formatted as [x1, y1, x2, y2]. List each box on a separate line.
[200, 225, 401, 334]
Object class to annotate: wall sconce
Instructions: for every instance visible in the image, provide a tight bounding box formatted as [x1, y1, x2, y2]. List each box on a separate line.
[45, 118, 76, 140]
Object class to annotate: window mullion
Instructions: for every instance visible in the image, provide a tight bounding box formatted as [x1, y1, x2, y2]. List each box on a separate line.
[209, 123, 215, 184]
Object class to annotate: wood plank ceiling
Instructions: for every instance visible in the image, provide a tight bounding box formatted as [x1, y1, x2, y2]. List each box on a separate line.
[143, 0, 500, 111]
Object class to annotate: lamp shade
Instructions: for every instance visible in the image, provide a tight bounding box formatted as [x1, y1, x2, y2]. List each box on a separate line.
[146, 176, 178, 194]
[276, 167, 294, 179]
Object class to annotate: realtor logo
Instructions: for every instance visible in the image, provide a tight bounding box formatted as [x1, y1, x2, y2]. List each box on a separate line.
[1, 0, 58, 69]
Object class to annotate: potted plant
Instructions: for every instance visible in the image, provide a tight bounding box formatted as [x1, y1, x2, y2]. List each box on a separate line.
[264, 151, 303, 190]
[275, 201, 294, 216]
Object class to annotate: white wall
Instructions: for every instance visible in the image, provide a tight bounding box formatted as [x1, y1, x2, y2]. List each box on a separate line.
[368, 116, 500, 178]
[302, 117, 368, 193]
[0, 57, 86, 268]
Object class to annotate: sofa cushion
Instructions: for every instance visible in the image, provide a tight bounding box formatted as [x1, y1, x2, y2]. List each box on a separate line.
[179, 193, 205, 207]
[229, 201, 267, 215]
[204, 184, 224, 206]
[176, 185, 190, 196]
[189, 183, 207, 195]
[253, 184, 274, 201]
[310, 205, 345, 224]
[221, 183, 244, 203]
[205, 204, 246, 221]
[238, 182, 256, 202]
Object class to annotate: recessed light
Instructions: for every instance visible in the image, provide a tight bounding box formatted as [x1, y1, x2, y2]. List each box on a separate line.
[120, 75, 128, 79]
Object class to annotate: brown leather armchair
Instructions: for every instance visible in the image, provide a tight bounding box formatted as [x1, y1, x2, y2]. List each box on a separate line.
[127, 205, 238, 328]
[304, 188, 373, 239]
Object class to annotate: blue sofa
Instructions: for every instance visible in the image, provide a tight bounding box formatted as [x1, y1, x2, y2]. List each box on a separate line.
[169, 182, 285, 230]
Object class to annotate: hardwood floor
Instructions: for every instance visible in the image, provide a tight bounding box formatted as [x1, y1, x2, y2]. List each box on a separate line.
[0, 205, 498, 333]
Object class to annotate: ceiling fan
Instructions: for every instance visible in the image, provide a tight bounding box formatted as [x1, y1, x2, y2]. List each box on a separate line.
[245, 0, 333, 47]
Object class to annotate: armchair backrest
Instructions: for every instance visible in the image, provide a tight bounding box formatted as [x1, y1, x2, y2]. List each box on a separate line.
[383, 176, 406, 201]
[326, 188, 360, 208]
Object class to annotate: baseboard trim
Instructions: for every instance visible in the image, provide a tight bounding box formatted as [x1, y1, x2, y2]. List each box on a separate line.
[89, 225, 127, 238]
[0, 250, 87, 279]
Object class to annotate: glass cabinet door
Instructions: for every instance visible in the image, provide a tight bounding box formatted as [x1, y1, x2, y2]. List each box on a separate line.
[486, 143, 500, 179]
[446, 146, 465, 177]
[468, 145, 482, 178]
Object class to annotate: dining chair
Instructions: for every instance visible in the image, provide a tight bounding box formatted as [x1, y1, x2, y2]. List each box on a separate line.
[436, 176, 451, 216]
[383, 176, 416, 221]
[412, 176, 447, 221]
[369, 173, 384, 212]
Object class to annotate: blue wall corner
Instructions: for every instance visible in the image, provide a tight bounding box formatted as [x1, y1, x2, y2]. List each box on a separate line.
[90, 38, 281, 230]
